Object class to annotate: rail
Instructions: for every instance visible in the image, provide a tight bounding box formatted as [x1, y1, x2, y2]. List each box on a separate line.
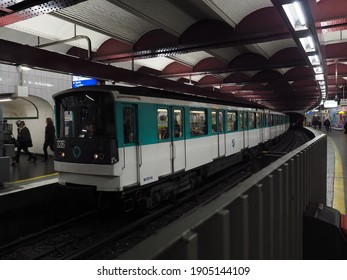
[118, 134, 327, 259]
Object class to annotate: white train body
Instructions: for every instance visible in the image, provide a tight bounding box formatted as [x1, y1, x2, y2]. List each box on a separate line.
[54, 86, 289, 196]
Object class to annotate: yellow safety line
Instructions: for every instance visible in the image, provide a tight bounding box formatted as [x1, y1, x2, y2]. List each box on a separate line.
[9, 173, 58, 184]
[331, 140, 346, 214]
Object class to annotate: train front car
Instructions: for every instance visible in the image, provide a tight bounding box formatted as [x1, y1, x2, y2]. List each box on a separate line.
[54, 87, 120, 191]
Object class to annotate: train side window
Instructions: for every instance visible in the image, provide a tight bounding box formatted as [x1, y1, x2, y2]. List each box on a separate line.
[256, 112, 261, 128]
[157, 109, 169, 140]
[190, 109, 207, 136]
[249, 112, 255, 129]
[174, 109, 183, 138]
[123, 107, 135, 144]
[239, 112, 244, 130]
[227, 111, 237, 132]
[212, 110, 217, 133]
[219, 111, 224, 132]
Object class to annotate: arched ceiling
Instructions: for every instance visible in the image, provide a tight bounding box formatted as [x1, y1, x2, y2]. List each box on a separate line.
[1, 0, 347, 112]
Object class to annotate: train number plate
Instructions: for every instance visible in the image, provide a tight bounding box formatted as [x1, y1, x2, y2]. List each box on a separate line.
[56, 140, 65, 149]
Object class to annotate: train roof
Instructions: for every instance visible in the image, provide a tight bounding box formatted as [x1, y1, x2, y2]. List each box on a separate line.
[54, 85, 270, 111]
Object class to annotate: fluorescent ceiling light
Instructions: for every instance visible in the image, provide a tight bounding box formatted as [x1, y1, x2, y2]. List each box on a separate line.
[21, 66, 31, 71]
[315, 74, 324, 80]
[318, 81, 325, 86]
[308, 55, 320, 65]
[283, 1, 307, 31]
[0, 98, 13, 102]
[314, 66, 323, 74]
[299, 36, 315, 52]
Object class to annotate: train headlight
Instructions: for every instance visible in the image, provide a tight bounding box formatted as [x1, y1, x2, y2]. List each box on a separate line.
[93, 153, 104, 160]
[58, 151, 65, 158]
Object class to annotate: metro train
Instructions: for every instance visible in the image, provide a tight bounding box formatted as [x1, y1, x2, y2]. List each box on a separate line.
[53, 85, 289, 210]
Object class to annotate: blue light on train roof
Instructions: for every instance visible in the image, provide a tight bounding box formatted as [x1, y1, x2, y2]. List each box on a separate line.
[72, 76, 97, 88]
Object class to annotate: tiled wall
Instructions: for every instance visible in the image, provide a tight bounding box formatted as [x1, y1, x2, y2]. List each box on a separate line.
[1, 63, 72, 155]
[0, 63, 72, 108]
[0, 64, 19, 94]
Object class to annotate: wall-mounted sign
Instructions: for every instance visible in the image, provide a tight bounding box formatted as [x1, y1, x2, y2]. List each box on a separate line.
[324, 100, 338, 108]
[72, 76, 97, 88]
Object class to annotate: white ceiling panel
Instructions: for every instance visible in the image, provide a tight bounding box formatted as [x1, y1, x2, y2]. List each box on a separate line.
[54, 0, 159, 43]
[203, 0, 273, 27]
[109, 0, 196, 35]
[8, 14, 111, 51]
[211, 47, 244, 62]
[132, 57, 174, 71]
[174, 51, 213, 66]
[254, 39, 297, 58]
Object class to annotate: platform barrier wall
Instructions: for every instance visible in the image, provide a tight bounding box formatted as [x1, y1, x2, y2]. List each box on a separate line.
[118, 134, 327, 260]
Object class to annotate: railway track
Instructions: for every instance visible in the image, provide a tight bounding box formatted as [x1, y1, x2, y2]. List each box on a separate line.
[0, 161, 251, 260]
[263, 127, 314, 158]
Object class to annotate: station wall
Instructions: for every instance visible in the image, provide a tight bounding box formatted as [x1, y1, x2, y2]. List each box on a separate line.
[0, 63, 72, 156]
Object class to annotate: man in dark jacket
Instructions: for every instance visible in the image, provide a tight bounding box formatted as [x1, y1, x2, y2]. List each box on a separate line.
[42, 117, 55, 161]
[323, 119, 331, 132]
[15, 120, 36, 163]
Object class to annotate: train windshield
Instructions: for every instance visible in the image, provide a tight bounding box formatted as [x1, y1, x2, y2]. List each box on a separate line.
[55, 91, 115, 139]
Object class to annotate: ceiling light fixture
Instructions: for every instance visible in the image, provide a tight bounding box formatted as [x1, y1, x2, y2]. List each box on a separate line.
[308, 55, 320, 65]
[0, 93, 14, 102]
[315, 74, 324, 80]
[278, 0, 327, 104]
[313, 66, 323, 74]
[21, 66, 31, 71]
[299, 36, 315, 52]
[283, 1, 307, 31]
[0, 98, 13, 102]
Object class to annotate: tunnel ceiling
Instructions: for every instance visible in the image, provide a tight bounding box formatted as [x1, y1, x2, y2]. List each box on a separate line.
[1, 0, 347, 113]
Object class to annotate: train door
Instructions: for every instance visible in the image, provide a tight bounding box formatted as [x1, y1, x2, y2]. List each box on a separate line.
[218, 111, 226, 157]
[269, 114, 273, 139]
[156, 107, 186, 174]
[121, 104, 139, 186]
[171, 108, 185, 172]
[240, 111, 249, 148]
[212, 110, 226, 158]
[258, 112, 264, 143]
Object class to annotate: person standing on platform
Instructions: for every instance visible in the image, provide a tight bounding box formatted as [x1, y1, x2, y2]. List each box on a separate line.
[42, 117, 55, 162]
[323, 118, 331, 132]
[344, 121, 347, 134]
[15, 120, 37, 163]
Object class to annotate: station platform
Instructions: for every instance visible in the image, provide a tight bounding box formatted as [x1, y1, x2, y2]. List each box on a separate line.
[325, 128, 347, 214]
[0, 155, 57, 196]
[303, 126, 346, 214]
